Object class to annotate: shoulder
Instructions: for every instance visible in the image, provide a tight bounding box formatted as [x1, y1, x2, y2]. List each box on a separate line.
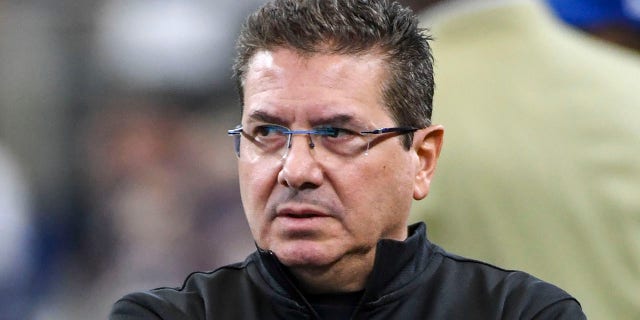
[429, 248, 586, 319]
[109, 261, 250, 320]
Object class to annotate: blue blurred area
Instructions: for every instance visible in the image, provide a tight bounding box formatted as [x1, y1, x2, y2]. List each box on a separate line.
[546, 0, 640, 28]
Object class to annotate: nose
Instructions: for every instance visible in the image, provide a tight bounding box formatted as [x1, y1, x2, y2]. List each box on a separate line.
[277, 134, 323, 189]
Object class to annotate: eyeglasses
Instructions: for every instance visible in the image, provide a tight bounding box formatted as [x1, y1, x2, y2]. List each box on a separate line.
[227, 124, 420, 159]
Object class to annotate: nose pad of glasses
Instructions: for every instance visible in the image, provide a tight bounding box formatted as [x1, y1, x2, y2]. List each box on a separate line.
[362, 136, 377, 156]
[281, 133, 316, 159]
[307, 134, 315, 149]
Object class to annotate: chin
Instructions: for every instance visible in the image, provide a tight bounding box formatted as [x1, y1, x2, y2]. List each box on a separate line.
[273, 240, 338, 268]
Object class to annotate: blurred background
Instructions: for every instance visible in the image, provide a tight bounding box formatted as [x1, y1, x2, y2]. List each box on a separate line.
[0, 0, 638, 319]
[0, 0, 265, 318]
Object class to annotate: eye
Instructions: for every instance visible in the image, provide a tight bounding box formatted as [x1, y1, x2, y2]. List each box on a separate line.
[250, 124, 288, 151]
[316, 127, 359, 139]
[254, 125, 287, 137]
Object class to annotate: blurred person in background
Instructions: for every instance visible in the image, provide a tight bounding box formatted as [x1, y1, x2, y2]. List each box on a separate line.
[401, 0, 640, 318]
[0, 144, 35, 319]
[39, 93, 254, 319]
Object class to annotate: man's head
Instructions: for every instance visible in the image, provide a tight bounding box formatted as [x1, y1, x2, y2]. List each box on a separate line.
[231, 0, 443, 293]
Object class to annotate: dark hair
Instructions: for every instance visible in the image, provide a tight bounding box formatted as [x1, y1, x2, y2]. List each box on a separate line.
[233, 0, 434, 148]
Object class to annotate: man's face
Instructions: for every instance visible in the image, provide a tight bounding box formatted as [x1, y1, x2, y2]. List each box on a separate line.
[238, 48, 420, 269]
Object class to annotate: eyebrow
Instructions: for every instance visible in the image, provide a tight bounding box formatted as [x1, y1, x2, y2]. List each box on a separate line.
[247, 110, 286, 125]
[309, 114, 356, 127]
[247, 110, 359, 127]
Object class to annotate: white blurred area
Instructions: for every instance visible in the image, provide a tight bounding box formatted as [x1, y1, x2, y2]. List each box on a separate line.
[94, 0, 238, 91]
[0, 144, 34, 319]
[0, 1, 264, 319]
[624, 0, 640, 20]
[0, 146, 32, 278]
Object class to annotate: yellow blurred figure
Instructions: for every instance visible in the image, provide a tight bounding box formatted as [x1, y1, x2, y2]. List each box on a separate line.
[410, 1, 640, 319]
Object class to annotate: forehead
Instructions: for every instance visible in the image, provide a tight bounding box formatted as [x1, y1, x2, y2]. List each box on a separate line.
[242, 48, 391, 125]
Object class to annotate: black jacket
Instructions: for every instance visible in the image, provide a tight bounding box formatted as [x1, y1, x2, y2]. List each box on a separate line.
[110, 223, 585, 319]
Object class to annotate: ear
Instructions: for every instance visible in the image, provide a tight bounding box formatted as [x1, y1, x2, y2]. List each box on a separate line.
[412, 125, 444, 200]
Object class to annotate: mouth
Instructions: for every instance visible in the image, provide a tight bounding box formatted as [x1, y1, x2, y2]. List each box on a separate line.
[277, 209, 328, 219]
[282, 213, 321, 218]
[275, 203, 332, 219]
[271, 202, 338, 238]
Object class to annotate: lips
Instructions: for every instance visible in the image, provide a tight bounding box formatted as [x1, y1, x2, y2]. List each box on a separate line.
[275, 203, 331, 219]
[271, 202, 338, 238]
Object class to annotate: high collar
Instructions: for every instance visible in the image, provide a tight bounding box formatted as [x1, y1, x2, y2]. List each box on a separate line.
[363, 222, 433, 299]
[254, 222, 435, 303]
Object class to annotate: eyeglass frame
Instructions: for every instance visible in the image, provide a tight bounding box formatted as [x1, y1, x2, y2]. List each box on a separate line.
[227, 124, 421, 159]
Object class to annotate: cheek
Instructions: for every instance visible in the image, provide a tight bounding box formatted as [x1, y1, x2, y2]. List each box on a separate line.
[337, 158, 413, 224]
[361, 159, 413, 216]
[238, 160, 279, 215]
[361, 157, 414, 195]
[238, 160, 281, 244]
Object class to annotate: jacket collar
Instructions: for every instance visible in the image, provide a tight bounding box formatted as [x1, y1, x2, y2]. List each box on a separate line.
[254, 222, 434, 302]
[363, 222, 433, 300]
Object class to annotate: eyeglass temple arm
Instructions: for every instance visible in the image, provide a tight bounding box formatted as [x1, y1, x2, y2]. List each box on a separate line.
[360, 127, 418, 134]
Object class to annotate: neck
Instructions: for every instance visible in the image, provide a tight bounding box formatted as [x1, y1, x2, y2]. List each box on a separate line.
[289, 248, 376, 294]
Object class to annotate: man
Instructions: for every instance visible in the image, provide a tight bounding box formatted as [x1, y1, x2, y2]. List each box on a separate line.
[110, 0, 585, 319]
[404, 0, 640, 319]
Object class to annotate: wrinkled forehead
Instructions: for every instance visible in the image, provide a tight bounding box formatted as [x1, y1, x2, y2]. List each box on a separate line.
[241, 48, 393, 127]
[245, 48, 387, 87]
